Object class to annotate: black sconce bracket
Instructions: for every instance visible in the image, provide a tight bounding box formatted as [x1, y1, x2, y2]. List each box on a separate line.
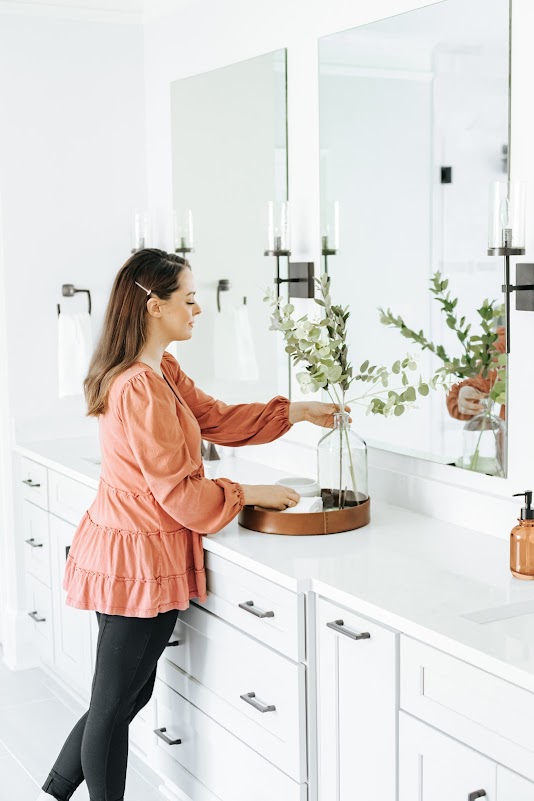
[265, 251, 315, 299]
[488, 246, 528, 353]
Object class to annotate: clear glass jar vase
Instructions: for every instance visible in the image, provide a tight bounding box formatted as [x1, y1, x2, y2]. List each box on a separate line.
[462, 398, 506, 477]
[317, 411, 368, 510]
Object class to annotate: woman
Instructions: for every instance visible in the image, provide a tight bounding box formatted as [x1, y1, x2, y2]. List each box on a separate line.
[39, 248, 346, 801]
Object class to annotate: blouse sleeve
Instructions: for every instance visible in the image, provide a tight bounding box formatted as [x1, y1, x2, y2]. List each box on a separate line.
[117, 371, 245, 534]
[446, 375, 492, 421]
[163, 352, 293, 446]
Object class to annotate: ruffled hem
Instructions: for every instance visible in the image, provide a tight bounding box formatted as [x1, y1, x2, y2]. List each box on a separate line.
[63, 552, 207, 618]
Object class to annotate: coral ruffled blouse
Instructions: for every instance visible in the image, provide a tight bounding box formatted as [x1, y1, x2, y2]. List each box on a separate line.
[62, 351, 293, 618]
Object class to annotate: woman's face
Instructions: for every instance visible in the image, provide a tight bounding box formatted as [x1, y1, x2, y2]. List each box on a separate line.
[148, 267, 202, 342]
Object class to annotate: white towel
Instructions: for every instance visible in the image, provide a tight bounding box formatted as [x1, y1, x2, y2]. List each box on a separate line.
[214, 305, 259, 382]
[58, 310, 93, 397]
[280, 496, 323, 514]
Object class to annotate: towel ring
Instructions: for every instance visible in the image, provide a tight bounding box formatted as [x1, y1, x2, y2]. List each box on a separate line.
[216, 279, 231, 313]
[57, 284, 92, 317]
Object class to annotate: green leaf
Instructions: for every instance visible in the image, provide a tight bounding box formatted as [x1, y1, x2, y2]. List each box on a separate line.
[360, 360, 369, 372]
[418, 383, 430, 396]
[392, 360, 401, 374]
[394, 404, 405, 416]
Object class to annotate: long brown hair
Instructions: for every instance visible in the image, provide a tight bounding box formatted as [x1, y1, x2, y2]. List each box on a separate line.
[85, 248, 190, 416]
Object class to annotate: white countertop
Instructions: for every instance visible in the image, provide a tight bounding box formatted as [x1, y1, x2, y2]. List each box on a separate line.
[15, 436, 534, 694]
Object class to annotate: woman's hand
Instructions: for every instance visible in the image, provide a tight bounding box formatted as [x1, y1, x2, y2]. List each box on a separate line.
[458, 386, 487, 416]
[241, 484, 301, 510]
[288, 401, 352, 428]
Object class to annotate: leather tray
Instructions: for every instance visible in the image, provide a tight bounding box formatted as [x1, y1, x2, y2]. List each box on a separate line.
[238, 497, 371, 536]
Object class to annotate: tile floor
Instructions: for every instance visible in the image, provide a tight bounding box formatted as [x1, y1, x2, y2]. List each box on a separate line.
[0, 646, 166, 800]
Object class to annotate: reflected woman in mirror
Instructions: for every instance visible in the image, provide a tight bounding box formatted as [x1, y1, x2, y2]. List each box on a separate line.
[38, 248, 345, 801]
[446, 324, 506, 421]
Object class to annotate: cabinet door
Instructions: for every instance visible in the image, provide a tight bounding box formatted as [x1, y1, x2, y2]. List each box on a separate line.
[317, 598, 397, 801]
[400, 712, 497, 801]
[22, 500, 51, 586]
[49, 513, 93, 700]
[498, 766, 534, 800]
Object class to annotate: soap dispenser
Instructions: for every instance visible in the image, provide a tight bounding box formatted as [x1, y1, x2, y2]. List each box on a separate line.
[510, 491, 534, 580]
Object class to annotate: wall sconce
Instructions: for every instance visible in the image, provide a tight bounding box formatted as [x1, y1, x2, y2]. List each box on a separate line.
[321, 200, 339, 274]
[487, 181, 533, 352]
[264, 200, 314, 299]
[174, 209, 195, 256]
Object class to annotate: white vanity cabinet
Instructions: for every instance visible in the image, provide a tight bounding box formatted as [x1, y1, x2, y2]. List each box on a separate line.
[316, 597, 398, 801]
[49, 511, 93, 700]
[400, 635, 534, 800]
[153, 550, 308, 801]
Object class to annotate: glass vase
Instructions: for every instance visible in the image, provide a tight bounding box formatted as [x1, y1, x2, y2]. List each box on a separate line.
[317, 411, 368, 510]
[462, 398, 506, 477]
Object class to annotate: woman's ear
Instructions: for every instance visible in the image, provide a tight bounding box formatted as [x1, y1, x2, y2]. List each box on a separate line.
[146, 297, 163, 317]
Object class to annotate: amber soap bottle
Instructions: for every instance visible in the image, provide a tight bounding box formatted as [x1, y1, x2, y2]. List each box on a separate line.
[510, 490, 534, 580]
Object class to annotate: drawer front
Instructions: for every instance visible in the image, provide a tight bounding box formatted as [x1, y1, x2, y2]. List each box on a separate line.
[153, 678, 306, 801]
[22, 501, 51, 586]
[49, 470, 97, 526]
[194, 550, 304, 662]
[401, 636, 534, 781]
[26, 573, 54, 665]
[20, 457, 48, 510]
[497, 766, 534, 799]
[158, 603, 307, 782]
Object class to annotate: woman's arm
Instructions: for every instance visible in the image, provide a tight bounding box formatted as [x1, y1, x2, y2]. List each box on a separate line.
[164, 353, 293, 446]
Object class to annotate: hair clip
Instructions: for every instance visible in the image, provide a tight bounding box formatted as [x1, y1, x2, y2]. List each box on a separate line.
[135, 280, 152, 296]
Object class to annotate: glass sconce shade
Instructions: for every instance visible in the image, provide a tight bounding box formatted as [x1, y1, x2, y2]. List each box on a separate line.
[462, 398, 506, 477]
[488, 181, 527, 251]
[265, 200, 291, 253]
[322, 200, 340, 253]
[174, 209, 194, 252]
[131, 209, 151, 253]
[317, 412, 368, 510]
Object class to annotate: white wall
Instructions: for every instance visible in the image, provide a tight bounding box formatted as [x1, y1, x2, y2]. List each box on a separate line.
[0, 13, 147, 430]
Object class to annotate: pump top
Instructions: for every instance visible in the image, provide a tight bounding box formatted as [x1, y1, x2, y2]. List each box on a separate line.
[513, 491, 534, 520]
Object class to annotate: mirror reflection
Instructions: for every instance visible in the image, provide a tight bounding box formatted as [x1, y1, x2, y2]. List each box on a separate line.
[319, 0, 510, 476]
[170, 49, 288, 403]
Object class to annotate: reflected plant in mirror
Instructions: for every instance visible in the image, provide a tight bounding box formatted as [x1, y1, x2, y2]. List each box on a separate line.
[379, 271, 507, 477]
[318, 0, 510, 474]
[265, 274, 445, 508]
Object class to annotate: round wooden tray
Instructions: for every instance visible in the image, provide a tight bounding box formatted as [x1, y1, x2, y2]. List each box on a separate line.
[238, 496, 370, 536]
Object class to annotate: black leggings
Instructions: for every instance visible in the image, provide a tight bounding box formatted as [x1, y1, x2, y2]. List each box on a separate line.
[41, 607, 179, 801]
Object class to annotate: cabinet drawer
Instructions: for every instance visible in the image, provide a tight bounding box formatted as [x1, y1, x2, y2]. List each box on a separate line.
[399, 712, 497, 801]
[20, 457, 48, 510]
[153, 678, 306, 801]
[49, 470, 97, 526]
[26, 573, 54, 665]
[22, 501, 51, 586]
[194, 550, 304, 661]
[498, 766, 534, 799]
[158, 603, 306, 782]
[401, 636, 534, 781]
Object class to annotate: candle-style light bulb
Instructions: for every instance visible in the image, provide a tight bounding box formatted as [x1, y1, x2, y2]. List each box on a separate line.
[500, 196, 512, 248]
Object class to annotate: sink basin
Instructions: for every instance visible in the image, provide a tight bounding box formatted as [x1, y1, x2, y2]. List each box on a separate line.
[82, 456, 102, 466]
[462, 600, 534, 624]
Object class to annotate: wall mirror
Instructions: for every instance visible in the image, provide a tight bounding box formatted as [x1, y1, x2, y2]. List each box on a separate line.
[318, 0, 510, 478]
[170, 49, 288, 402]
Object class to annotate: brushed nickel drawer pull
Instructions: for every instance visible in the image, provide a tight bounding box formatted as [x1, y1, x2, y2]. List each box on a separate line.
[154, 726, 181, 745]
[28, 610, 46, 622]
[25, 538, 43, 548]
[22, 479, 41, 488]
[165, 639, 181, 647]
[468, 792, 486, 801]
[240, 691, 276, 713]
[326, 619, 371, 640]
[238, 600, 274, 618]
